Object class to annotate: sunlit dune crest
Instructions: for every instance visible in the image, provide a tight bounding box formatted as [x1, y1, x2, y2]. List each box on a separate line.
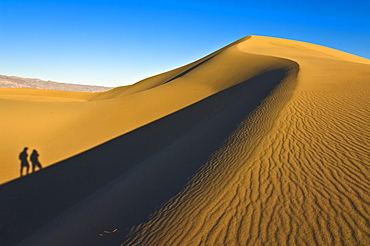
[0, 35, 369, 246]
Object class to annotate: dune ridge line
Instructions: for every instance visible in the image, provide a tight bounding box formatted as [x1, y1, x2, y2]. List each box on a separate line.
[0, 35, 369, 246]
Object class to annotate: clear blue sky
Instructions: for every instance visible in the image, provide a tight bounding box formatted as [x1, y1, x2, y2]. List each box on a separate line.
[1, 0, 369, 87]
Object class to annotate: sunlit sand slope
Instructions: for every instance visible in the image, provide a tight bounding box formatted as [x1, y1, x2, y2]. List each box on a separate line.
[0, 35, 297, 245]
[0, 67, 297, 246]
[123, 37, 370, 245]
[0, 36, 293, 184]
[0, 36, 369, 246]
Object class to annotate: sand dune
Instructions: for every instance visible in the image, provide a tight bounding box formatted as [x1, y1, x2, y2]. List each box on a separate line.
[0, 36, 369, 246]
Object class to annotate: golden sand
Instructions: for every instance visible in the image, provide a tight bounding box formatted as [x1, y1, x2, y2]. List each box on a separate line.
[0, 36, 369, 246]
[123, 37, 370, 245]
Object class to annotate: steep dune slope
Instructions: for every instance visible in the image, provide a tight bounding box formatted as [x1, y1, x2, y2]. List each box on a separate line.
[123, 37, 370, 245]
[0, 36, 299, 245]
[0, 36, 369, 246]
[0, 67, 297, 246]
[0, 36, 292, 184]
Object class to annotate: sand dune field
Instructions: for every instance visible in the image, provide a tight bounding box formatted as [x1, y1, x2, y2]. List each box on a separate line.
[0, 36, 369, 245]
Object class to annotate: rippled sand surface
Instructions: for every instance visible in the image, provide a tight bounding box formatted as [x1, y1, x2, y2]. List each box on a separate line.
[124, 37, 370, 245]
[1, 36, 369, 246]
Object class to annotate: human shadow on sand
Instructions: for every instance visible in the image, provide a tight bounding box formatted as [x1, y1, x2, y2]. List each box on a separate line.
[19, 147, 30, 177]
[19, 148, 43, 177]
[0, 67, 298, 246]
[30, 150, 42, 173]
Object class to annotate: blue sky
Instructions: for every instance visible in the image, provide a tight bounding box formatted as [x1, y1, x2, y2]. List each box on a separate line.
[1, 0, 369, 87]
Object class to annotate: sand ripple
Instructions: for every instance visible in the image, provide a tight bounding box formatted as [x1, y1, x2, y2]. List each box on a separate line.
[124, 53, 370, 246]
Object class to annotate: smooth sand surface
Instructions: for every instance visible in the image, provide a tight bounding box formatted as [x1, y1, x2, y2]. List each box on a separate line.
[0, 36, 369, 246]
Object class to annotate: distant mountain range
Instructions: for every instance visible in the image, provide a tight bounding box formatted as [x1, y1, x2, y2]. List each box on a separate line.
[0, 74, 113, 92]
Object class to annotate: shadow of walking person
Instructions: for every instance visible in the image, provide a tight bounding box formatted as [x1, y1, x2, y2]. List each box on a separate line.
[31, 149, 43, 173]
[19, 147, 29, 177]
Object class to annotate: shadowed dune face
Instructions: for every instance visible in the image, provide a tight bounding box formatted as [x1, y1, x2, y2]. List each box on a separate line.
[0, 41, 292, 185]
[0, 35, 370, 246]
[123, 37, 370, 246]
[0, 67, 298, 246]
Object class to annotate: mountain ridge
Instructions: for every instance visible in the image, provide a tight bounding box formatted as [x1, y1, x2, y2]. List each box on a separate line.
[0, 74, 112, 92]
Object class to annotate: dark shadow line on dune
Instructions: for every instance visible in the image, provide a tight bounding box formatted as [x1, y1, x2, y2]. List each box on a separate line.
[163, 54, 218, 84]
[0, 67, 297, 246]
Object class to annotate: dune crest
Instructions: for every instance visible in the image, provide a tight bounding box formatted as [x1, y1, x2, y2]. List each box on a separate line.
[123, 36, 370, 245]
[0, 36, 369, 246]
[0, 36, 295, 184]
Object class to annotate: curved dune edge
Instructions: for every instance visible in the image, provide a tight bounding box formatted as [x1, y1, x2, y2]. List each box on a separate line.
[122, 37, 370, 245]
[1, 35, 369, 185]
[0, 36, 369, 246]
[11, 65, 298, 246]
[1, 36, 289, 184]
[1, 57, 298, 245]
